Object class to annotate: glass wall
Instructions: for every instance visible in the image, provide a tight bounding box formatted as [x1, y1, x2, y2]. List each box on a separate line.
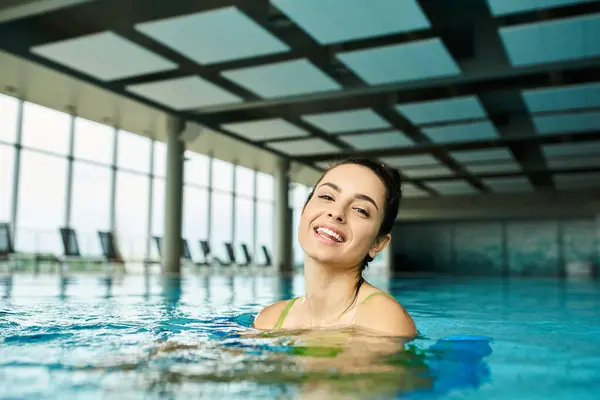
[255, 172, 275, 264]
[234, 165, 255, 262]
[0, 145, 14, 223]
[291, 183, 311, 267]
[0, 93, 284, 269]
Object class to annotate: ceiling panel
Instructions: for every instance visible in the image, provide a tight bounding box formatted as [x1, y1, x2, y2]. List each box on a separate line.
[451, 148, 515, 163]
[302, 109, 390, 133]
[221, 118, 309, 141]
[533, 111, 600, 134]
[465, 161, 522, 174]
[499, 13, 600, 66]
[522, 82, 600, 113]
[222, 59, 342, 98]
[31, 31, 177, 81]
[266, 137, 340, 156]
[542, 141, 600, 157]
[127, 76, 242, 109]
[337, 38, 461, 85]
[486, 0, 594, 16]
[339, 131, 414, 149]
[402, 182, 431, 198]
[484, 177, 533, 193]
[423, 120, 500, 143]
[546, 156, 600, 169]
[554, 172, 600, 189]
[396, 96, 487, 125]
[403, 165, 455, 178]
[135, 7, 289, 65]
[379, 154, 440, 168]
[427, 180, 479, 195]
[271, 0, 431, 45]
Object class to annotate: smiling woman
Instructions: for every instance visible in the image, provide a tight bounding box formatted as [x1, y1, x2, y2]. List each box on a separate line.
[254, 158, 417, 337]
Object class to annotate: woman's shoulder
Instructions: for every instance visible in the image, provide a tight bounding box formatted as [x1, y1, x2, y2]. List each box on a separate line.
[253, 298, 297, 329]
[353, 286, 417, 337]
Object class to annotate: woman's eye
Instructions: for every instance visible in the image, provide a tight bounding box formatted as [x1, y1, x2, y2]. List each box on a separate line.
[318, 194, 333, 201]
[355, 208, 370, 217]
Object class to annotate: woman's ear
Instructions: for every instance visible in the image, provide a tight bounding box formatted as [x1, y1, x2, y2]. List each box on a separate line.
[368, 234, 391, 259]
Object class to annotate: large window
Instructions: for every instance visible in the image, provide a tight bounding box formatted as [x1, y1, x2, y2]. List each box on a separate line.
[115, 171, 149, 260]
[183, 185, 209, 261]
[235, 165, 254, 196]
[292, 184, 310, 266]
[15, 150, 67, 254]
[211, 158, 233, 192]
[256, 201, 274, 264]
[0, 144, 14, 222]
[185, 151, 209, 187]
[234, 196, 254, 260]
[117, 130, 150, 173]
[70, 162, 111, 256]
[234, 165, 255, 262]
[21, 102, 70, 156]
[256, 172, 274, 201]
[1, 91, 297, 271]
[210, 191, 233, 261]
[153, 141, 166, 178]
[150, 178, 165, 259]
[0, 93, 19, 144]
[74, 117, 114, 165]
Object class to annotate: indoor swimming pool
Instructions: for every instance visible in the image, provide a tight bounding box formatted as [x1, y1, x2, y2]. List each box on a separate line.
[0, 273, 598, 399]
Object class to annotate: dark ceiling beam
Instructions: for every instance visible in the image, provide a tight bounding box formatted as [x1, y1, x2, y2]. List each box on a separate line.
[497, 1, 600, 27]
[295, 130, 600, 162]
[194, 59, 600, 120]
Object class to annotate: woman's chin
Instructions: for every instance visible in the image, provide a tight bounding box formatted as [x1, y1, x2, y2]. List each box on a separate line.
[304, 248, 349, 266]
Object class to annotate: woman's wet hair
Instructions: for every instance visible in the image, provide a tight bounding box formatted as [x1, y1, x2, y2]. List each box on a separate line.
[304, 157, 402, 309]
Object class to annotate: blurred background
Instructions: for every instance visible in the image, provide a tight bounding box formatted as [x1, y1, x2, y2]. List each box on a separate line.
[0, 0, 599, 278]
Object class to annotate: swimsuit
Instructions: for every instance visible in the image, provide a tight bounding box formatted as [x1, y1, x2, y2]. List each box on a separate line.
[274, 291, 395, 329]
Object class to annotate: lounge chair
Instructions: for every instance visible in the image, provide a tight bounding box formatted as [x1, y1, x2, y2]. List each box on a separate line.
[239, 243, 252, 266]
[199, 240, 229, 266]
[97, 231, 126, 272]
[154, 236, 205, 266]
[261, 245, 273, 267]
[59, 227, 104, 266]
[0, 222, 15, 271]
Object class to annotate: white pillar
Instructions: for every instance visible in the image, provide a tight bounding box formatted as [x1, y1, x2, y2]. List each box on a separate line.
[274, 158, 292, 274]
[162, 117, 185, 274]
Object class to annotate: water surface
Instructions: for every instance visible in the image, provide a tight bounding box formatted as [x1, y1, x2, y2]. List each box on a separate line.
[0, 273, 598, 399]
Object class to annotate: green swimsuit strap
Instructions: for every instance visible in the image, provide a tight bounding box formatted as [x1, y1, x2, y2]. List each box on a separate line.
[359, 291, 395, 306]
[274, 297, 300, 329]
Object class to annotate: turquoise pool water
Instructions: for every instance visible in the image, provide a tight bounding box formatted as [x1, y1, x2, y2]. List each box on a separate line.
[0, 273, 598, 399]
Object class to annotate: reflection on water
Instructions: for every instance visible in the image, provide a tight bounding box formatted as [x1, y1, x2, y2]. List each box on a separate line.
[3, 273, 597, 399]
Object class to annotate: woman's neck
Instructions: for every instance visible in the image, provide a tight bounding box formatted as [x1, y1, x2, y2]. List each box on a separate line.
[302, 257, 362, 322]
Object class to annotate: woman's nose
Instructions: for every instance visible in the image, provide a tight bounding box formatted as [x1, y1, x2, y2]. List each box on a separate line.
[327, 211, 345, 223]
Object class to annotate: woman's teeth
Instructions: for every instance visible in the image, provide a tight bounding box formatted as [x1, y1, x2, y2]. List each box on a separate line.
[316, 227, 343, 242]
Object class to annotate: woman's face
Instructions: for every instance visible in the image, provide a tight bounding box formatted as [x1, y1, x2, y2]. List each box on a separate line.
[298, 163, 390, 268]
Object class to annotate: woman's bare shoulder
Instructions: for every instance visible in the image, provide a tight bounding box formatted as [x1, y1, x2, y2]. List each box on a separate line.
[353, 288, 417, 337]
[253, 299, 295, 330]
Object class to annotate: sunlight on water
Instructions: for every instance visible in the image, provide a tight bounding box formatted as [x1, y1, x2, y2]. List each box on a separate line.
[0, 274, 598, 399]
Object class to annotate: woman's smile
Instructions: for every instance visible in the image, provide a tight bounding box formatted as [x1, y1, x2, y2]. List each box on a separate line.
[313, 224, 346, 245]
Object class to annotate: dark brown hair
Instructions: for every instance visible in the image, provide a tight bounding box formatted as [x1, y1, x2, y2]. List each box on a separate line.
[304, 158, 402, 309]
